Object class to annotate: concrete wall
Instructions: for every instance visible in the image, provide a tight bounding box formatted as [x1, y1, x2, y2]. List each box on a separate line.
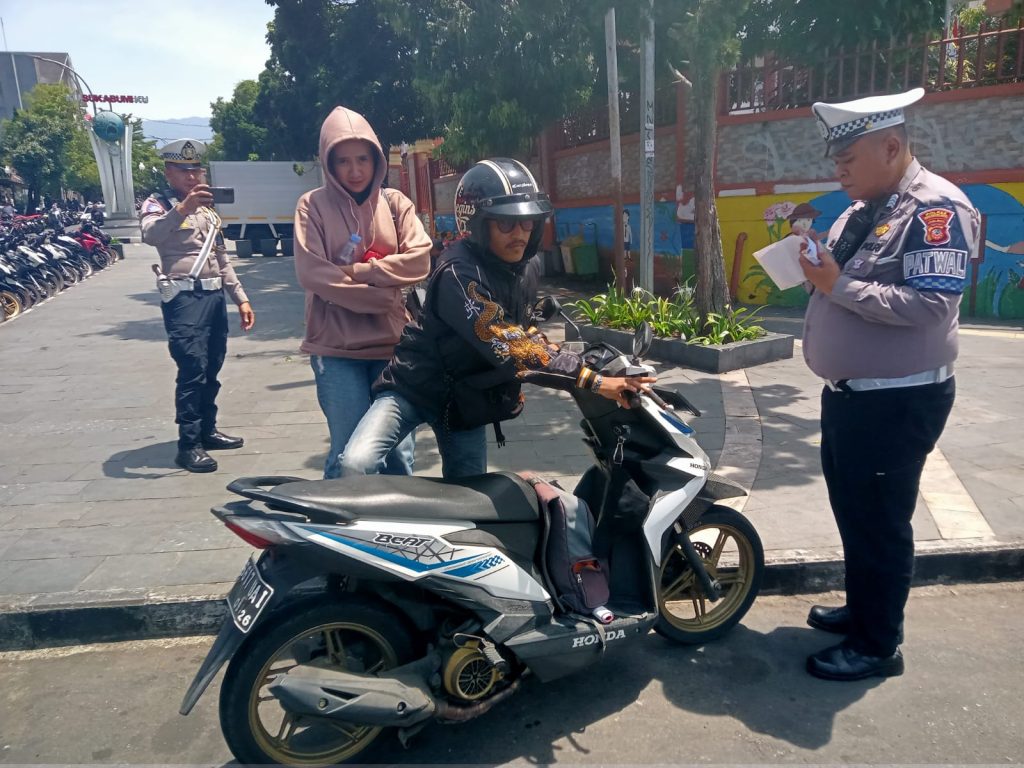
[554, 133, 677, 201]
[717, 92, 1024, 185]
[433, 176, 459, 213]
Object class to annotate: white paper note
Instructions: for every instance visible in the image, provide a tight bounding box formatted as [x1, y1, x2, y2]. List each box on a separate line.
[753, 236, 814, 291]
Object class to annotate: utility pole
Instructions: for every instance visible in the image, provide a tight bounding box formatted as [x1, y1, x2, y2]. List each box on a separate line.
[605, 7, 626, 290]
[638, 0, 655, 292]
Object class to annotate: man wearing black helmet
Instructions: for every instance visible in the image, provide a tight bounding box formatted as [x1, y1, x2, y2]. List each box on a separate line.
[341, 158, 653, 479]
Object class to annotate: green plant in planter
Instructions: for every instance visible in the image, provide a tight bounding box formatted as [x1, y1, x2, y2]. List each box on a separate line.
[569, 281, 765, 346]
[690, 305, 766, 346]
[109, 237, 122, 244]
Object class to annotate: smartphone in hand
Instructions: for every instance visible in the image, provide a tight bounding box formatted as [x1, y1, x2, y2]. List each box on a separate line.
[210, 187, 235, 205]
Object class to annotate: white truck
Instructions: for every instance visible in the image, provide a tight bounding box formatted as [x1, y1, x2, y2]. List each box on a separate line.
[208, 161, 322, 252]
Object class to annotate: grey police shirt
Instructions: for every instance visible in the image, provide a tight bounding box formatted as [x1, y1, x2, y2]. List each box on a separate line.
[139, 198, 249, 306]
[803, 159, 980, 381]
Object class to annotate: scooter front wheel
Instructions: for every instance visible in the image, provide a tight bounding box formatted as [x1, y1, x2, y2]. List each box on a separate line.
[219, 598, 416, 766]
[655, 505, 764, 645]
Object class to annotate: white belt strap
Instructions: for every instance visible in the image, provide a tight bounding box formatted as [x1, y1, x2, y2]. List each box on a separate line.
[187, 210, 219, 280]
[825, 365, 953, 393]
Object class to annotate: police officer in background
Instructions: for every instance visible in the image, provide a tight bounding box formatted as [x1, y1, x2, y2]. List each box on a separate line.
[140, 139, 255, 473]
[799, 89, 980, 681]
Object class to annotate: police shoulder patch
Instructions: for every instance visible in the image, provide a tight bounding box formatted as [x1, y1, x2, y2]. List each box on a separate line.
[902, 201, 968, 294]
[142, 199, 165, 216]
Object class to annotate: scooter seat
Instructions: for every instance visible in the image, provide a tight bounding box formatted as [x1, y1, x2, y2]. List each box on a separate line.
[254, 471, 540, 523]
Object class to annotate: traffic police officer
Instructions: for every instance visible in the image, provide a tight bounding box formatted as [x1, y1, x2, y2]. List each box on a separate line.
[799, 89, 980, 680]
[140, 139, 255, 473]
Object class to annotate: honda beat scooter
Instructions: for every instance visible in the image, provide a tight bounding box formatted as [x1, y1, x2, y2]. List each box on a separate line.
[181, 298, 764, 765]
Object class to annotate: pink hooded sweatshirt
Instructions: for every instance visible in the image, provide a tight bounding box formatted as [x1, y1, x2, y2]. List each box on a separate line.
[294, 107, 431, 359]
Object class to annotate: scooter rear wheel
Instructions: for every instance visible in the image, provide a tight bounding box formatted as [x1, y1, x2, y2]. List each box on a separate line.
[219, 598, 416, 766]
[655, 506, 764, 645]
[0, 289, 21, 320]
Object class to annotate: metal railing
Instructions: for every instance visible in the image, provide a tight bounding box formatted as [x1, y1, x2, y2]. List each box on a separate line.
[554, 86, 678, 150]
[724, 19, 1024, 114]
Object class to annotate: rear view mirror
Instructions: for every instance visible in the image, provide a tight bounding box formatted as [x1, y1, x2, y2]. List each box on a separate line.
[533, 295, 561, 322]
[633, 321, 653, 360]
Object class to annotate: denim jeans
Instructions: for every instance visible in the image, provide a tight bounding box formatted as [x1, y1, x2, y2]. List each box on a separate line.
[311, 355, 415, 479]
[341, 391, 487, 479]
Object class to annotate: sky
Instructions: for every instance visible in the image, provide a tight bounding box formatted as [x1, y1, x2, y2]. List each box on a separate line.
[0, 0, 274, 120]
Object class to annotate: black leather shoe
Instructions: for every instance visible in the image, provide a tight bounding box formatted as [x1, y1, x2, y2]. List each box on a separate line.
[807, 604, 904, 643]
[807, 604, 852, 634]
[202, 431, 244, 450]
[175, 447, 218, 473]
[806, 642, 904, 681]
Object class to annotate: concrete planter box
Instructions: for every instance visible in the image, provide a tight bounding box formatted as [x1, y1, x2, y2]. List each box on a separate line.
[233, 239, 254, 258]
[565, 322, 794, 373]
[109, 242, 124, 260]
[258, 238, 280, 257]
[280, 237, 294, 257]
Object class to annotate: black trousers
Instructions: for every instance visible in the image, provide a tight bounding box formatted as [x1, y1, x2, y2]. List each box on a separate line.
[819, 378, 955, 656]
[160, 289, 228, 450]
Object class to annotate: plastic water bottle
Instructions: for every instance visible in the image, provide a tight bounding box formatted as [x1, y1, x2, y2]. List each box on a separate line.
[337, 233, 361, 264]
[593, 606, 614, 624]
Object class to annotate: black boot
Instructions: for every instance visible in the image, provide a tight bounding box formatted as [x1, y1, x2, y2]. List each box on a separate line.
[202, 430, 244, 450]
[807, 605, 852, 634]
[807, 642, 904, 681]
[175, 446, 218, 473]
[808, 604, 904, 643]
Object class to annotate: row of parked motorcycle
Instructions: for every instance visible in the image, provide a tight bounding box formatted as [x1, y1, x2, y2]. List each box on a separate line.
[0, 212, 120, 323]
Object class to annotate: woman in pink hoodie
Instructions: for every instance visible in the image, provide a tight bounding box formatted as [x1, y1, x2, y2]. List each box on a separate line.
[294, 107, 431, 478]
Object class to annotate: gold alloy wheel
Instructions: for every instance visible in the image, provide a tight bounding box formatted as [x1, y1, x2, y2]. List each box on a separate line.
[247, 621, 399, 765]
[657, 518, 758, 635]
[0, 290, 21, 320]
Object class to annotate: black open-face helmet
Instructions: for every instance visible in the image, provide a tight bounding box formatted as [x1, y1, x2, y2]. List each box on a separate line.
[454, 158, 553, 259]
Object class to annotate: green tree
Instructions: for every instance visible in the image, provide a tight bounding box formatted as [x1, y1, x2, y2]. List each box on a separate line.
[209, 79, 267, 161]
[0, 83, 83, 209]
[238, 0, 439, 159]
[130, 118, 164, 198]
[379, 0, 601, 163]
[739, 0, 946, 61]
[64, 126, 101, 201]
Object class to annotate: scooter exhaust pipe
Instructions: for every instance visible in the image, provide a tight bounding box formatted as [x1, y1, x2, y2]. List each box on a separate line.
[268, 667, 437, 728]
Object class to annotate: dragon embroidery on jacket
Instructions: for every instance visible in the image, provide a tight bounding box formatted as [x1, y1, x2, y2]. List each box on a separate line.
[466, 281, 550, 371]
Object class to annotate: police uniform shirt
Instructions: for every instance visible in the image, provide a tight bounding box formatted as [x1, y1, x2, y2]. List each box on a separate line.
[803, 158, 981, 381]
[139, 196, 249, 306]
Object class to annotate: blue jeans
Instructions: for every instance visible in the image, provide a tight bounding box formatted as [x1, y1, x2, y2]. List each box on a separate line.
[311, 356, 415, 479]
[341, 391, 487, 479]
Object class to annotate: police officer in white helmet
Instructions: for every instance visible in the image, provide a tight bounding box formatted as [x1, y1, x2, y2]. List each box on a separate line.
[799, 89, 981, 681]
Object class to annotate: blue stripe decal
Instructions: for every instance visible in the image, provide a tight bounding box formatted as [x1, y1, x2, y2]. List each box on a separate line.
[658, 410, 694, 435]
[446, 555, 504, 578]
[316, 531, 478, 573]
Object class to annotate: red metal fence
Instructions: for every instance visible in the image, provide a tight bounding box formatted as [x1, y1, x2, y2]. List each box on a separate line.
[553, 86, 678, 151]
[724, 19, 1024, 113]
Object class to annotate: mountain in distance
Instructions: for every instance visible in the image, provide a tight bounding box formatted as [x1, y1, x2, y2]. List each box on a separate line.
[141, 117, 213, 147]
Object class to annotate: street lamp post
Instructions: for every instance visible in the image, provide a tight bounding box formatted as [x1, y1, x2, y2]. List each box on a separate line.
[28, 54, 136, 219]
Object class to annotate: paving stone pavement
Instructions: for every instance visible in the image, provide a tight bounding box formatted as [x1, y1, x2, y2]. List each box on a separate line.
[0, 245, 1021, 636]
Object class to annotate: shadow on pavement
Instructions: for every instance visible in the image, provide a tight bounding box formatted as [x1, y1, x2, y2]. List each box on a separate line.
[103, 440, 182, 479]
[94, 258, 306, 344]
[329, 625, 874, 763]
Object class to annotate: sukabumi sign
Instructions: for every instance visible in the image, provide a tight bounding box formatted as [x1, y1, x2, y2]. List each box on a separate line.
[82, 95, 149, 104]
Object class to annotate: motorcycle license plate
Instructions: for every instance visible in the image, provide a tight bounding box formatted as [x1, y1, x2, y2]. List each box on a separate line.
[227, 557, 274, 633]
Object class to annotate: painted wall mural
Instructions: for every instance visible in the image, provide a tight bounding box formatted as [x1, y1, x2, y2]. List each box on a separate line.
[551, 181, 1024, 319]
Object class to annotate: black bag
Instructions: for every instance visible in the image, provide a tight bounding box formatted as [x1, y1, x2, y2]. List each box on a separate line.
[527, 475, 610, 615]
[443, 370, 525, 432]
